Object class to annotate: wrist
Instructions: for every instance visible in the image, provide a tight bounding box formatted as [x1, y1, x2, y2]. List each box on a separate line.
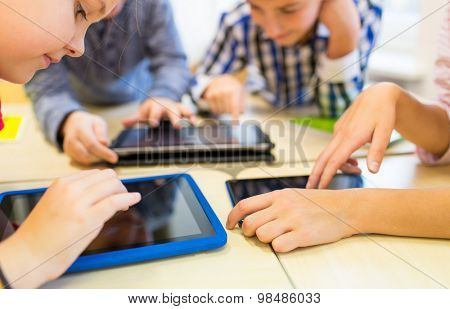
[381, 83, 408, 126]
[59, 110, 85, 139]
[0, 233, 52, 288]
[343, 188, 382, 235]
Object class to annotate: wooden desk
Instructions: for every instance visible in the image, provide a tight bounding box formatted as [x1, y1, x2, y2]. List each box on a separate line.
[235, 155, 450, 288]
[0, 169, 292, 288]
[0, 99, 415, 183]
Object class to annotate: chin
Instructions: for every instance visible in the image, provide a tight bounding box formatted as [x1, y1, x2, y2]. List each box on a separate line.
[276, 37, 299, 47]
[3, 70, 36, 84]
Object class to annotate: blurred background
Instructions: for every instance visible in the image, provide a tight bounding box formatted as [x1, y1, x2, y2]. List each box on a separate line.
[0, 0, 448, 102]
[170, 0, 448, 100]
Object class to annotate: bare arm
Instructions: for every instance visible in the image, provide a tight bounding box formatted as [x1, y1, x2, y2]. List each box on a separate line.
[226, 187, 450, 252]
[349, 188, 450, 239]
[395, 89, 450, 156]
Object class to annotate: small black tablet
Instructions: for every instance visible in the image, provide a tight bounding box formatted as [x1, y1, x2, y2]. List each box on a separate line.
[226, 174, 365, 206]
[110, 121, 274, 155]
[0, 174, 226, 272]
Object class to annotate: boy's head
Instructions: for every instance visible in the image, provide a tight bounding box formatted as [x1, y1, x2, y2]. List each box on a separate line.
[0, 0, 119, 84]
[248, 0, 322, 46]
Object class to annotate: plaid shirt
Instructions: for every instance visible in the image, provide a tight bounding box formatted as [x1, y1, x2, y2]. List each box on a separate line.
[192, 0, 382, 117]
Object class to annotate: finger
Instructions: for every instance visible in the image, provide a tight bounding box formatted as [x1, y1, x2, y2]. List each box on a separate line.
[80, 176, 128, 206]
[68, 139, 100, 165]
[254, 219, 292, 244]
[306, 134, 344, 189]
[79, 129, 118, 164]
[148, 103, 164, 127]
[339, 162, 362, 174]
[122, 104, 150, 128]
[90, 192, 142, 224]
[93, 120, 109, 145]
[73, 169, 119, 192]
[318, 140, 360, 189]
[121, 114, 141, 128]
[241, 206, 277, 237]
[179, 105, 197, 126]
[226, 191, 277, 229]
[347, 157, 359, 166]
[166, 107, 182, 129]
[367, 125, 391, 173]
[271, 231, 303, 253]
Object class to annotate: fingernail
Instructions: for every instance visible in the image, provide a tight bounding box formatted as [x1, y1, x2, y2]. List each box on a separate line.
[369, 161, 379, 173]
[132, 192, 142, 200]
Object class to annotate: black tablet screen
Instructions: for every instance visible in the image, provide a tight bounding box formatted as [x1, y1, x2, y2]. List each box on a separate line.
[112, 122, 268, 148]
[0, 176, 215, 256]
[227, 174, 365, 205]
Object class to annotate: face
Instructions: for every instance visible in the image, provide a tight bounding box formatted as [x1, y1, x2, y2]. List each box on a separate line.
[0, 0, 119, 84]
[248, 0, 322, 46]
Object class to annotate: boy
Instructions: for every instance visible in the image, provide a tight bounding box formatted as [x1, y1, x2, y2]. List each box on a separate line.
[25, 0, 193, 166]
[192, 0, 382, 120]
[0, 0, 141, 289]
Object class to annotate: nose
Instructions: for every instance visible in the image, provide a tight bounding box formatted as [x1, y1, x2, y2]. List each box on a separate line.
[263, 17, 283, 38]
[65, 30, 86, 58]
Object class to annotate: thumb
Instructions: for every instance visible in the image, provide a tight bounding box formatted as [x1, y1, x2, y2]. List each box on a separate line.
[93, 119, 109, 145]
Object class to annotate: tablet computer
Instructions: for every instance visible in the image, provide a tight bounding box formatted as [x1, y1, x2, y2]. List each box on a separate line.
[110, 121, 274, 156]
[114, 149, 276, 166]
[226, 174, 365, 206]
[0, 174, 226, 273]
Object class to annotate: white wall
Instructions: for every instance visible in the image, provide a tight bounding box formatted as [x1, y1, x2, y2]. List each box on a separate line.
[170, 0, 241, 65]
[170, 0, 447, 99]
[365, 0, 447, 99]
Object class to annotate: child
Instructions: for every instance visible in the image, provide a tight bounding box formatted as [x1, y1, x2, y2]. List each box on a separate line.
[191, 0, 382, 120]
[226, 7, 450, 252]
[0, 0, 141, 288]
[25, 0, 194, 166]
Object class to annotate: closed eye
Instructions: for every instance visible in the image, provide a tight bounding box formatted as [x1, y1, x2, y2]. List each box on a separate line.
[76, 2, 88, 20]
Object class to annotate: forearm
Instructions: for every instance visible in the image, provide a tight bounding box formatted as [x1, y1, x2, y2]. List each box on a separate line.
[324, 0, 360, 59]
[0, 234, 49, 289]
[327, 26, 359, 59]
[347, 188, 450, 239]
[393, 85, 450, 156]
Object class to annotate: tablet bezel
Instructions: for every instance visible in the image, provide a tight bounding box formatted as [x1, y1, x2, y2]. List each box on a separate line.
[225, 174, 365, 207]
[110, 124, 274, 156]
[0, 173, 227, 273]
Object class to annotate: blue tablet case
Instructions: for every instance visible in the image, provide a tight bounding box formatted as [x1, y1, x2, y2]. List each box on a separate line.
[0, 173, 227, 273]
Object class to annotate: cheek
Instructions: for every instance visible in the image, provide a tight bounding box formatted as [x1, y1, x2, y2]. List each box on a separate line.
[0, 1, 76, 83]
[25, 12, 76, 56]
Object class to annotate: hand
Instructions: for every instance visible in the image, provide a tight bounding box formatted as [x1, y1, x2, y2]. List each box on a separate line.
[226, 188, 358, 252]
[319, 0, 360, 58]
[307, 83, 401, 189]
[122, 97, 196, 129]
[0, 169, 141, 288]
[61, 111, 118, 165]
[202, 75, 245, 122]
